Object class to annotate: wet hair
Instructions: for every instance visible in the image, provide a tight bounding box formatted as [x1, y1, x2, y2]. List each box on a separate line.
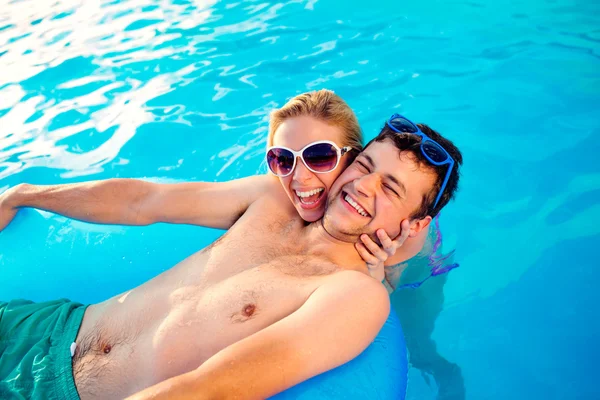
[365, 122, 463, 218]
[268, 89, 363, 152]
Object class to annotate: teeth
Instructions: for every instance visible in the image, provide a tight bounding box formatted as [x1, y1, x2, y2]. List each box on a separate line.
[344, 194, 369, 217]
[295, 188, 324, 198]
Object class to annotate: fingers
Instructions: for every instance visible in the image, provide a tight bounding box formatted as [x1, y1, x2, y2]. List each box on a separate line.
[356, 239, 386, 283]
[355, 242, 380, 266]
[376, 230, 395, 256]
[375, 220, 411, 259]
[393, 219, 411, 246]
[360, 234, 388, 262]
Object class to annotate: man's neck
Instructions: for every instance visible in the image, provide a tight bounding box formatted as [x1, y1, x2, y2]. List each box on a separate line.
[300, 220, 368, 275]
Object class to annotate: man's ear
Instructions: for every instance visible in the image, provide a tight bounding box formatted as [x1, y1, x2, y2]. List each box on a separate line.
[408, 215, 432, 237]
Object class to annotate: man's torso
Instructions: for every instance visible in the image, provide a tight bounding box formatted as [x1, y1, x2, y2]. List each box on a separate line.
[72, 193, 342, 399]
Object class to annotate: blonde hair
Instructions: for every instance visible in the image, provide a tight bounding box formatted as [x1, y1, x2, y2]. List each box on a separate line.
[267, 89, 363, 151]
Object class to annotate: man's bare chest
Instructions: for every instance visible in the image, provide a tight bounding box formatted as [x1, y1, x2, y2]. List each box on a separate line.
[201, 216, 338, 281]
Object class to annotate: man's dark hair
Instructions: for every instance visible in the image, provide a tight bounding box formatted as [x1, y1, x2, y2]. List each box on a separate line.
[364, 122, 463, 219]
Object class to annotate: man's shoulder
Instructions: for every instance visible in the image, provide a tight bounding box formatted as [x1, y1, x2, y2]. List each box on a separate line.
[328, 269, 389, 292]
[319, 270, 390, 314]
[294, 270, 390, 349]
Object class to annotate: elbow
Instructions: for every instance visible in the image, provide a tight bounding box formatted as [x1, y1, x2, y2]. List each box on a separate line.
[114, 179, 157, 226]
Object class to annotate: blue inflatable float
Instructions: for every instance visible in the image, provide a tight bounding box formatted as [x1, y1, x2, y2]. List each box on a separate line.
[0, 209, 408, 399]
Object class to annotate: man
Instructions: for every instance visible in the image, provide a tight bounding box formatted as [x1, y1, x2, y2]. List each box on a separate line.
[0, 115, 462, 399]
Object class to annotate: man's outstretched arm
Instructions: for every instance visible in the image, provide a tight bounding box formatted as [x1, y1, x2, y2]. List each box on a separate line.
[126, 271, 390, 400]
[0, 176, 273, 232]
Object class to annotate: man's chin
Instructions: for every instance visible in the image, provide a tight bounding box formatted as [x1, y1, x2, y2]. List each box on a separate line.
[322, 216, 365, 243]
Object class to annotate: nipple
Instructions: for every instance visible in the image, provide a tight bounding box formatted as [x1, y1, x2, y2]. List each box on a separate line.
[230, 300, 259, 323]
[243, 304, 256, 317]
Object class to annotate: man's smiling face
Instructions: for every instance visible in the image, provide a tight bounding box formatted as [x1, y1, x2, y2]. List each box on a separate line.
[323, 138, 436, 242]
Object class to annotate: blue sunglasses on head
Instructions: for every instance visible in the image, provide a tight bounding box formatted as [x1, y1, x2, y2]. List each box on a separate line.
[386, 114, 455, 210]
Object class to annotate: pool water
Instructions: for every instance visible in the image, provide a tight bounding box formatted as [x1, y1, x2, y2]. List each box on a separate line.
[1, 0, 599, 399]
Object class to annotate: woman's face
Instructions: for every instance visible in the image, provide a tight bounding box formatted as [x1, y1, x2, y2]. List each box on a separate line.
[271, 116, 352, 222]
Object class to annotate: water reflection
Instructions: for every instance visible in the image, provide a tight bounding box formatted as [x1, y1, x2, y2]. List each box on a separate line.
[392, 220, 465, 399]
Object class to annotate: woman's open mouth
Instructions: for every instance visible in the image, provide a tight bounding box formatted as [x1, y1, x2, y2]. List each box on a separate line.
[294, 188, 325, 209]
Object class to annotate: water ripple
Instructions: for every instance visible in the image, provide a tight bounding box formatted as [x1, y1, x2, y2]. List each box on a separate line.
[0, 0, 599, 263]
[1, 1, 599, 398]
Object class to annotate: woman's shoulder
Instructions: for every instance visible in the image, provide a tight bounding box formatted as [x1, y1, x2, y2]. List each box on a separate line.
[232, 174, 281, 199]
[247, 175, 294, 210]
[246, 174, 285, 198]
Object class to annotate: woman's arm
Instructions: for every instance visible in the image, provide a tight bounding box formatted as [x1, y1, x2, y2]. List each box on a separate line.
[0, 175, 274, 231]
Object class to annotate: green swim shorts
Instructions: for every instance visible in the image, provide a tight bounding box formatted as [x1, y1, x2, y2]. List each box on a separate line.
[0, 298, 87, 400]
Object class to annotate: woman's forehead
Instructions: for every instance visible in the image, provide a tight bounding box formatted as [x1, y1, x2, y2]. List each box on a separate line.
[273, 116, 344, 148]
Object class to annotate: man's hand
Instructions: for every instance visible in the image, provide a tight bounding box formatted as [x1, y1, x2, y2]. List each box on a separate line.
[0, 184, 23, 232]
[354, 219, 411, 287]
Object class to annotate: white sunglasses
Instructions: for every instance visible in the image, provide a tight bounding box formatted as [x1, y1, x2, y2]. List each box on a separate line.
[266, 140, 353, 177]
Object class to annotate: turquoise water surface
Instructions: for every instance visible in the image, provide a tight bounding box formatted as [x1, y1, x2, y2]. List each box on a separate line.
[1, 0, 599, 399]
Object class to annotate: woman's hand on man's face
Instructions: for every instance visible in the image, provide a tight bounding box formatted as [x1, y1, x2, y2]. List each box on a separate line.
[355, 219, 411, 289]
